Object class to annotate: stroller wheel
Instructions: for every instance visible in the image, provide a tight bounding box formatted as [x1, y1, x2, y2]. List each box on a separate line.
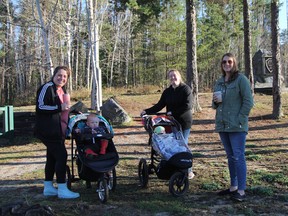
[66, 165, 72, 190]
[169, 172, 189, 197]
[138, 158, 149, 188]
[107, 168, 117, 191]
[97, 178, 109, 203]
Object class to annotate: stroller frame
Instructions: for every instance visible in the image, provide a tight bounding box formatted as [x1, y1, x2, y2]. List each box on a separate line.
[65, 113, 119, 203]
[138, 113, 193, 197]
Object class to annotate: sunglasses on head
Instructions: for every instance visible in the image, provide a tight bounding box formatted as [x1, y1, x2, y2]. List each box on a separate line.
[222, 60, 233, 65]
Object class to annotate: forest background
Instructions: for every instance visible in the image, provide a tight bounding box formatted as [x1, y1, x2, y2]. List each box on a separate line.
[1, 0, 288, 109]
[1, 2, 288, 214]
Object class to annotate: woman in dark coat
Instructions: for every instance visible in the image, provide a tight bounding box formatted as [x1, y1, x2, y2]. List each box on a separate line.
[141, 69, 194, 179]
[35, 66, 79, 199]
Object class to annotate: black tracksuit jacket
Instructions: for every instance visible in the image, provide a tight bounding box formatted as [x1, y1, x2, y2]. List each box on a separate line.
[144, 83, 193, 130]
[34, 81, 65, 143]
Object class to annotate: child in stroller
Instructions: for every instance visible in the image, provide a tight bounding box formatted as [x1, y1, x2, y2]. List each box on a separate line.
[66, 113, 119, 203]
[74, 114, 109, 159]
[152, 125, 191, 160]
[138, 113, 193, 197]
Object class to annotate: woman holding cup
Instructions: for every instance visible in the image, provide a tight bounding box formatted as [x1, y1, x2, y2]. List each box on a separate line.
[212, 53, 253, 202]
[35, 66, 80, 199]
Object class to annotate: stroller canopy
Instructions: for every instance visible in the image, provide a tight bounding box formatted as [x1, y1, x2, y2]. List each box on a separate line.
[144, 115, 182, 133]
[66, 113, 114, 137]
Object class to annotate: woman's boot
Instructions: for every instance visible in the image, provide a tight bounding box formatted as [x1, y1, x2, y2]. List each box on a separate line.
[57, 183, 80, 199]
[43, 181, 58, 196]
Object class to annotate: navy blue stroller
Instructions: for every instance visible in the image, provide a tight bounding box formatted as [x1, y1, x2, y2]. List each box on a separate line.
[66, 113, 119, 203]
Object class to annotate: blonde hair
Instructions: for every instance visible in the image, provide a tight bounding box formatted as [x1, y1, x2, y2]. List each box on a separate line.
[167, 69, 183, 83]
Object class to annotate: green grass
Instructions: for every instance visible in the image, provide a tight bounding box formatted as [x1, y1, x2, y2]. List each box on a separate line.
[248, 169, 288, 193]
[1, 92, 288, 215]
[200, 182, 221, 191]
[249, 186, 275, 196]
[136, 198, 189, 215]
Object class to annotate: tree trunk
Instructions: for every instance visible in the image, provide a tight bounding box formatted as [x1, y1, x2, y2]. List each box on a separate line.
[243, 0, 254, 93]
[87, 0, 100, 111]
[64, 0, 73, 92]
[186, 0, 201, 113]
[125, 11, 132, 88]
[73, 0, 82, 89]
[87, 0, 104, 111]
[271, 0, 283, 119]
[35, 0, 54, 75]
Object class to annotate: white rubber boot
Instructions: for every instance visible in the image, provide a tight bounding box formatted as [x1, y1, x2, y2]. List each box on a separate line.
[43, 181, 58, 196]
[57, 183, 80, 199]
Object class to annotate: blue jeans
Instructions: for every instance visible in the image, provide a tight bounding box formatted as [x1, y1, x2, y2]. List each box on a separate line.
[219, 132, 247, 190]
[182, 128, 193, 173]
[182, 128, 191, 144]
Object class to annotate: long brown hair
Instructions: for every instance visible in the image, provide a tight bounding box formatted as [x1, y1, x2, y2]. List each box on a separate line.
[221, 53, 239, 82]
[52, 66, 71, 80]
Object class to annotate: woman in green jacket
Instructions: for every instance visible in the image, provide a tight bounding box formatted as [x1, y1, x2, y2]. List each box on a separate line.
[212, 53, 254, 202]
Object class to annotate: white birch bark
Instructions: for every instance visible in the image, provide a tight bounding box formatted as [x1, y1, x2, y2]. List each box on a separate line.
[74, 0, 82, 89]
[6, 0, 22, 92]
[109, 12, 125, 88]
[35, 0, 55, 76]
[87, 0, 99, 111]
[125, 10, 133, 87]
[63, 0, 73, 92]
[86, 0, 108, 110]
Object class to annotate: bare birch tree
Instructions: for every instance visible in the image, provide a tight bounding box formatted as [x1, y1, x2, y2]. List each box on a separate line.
[63, 0, 73, 92]
[86, 0, 109, 110]
[124, 10, 133, 87]
[34, 0, 58, 76]
[109, 12, 125, 88]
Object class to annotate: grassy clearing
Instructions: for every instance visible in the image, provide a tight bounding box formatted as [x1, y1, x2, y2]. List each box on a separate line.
[0, 91, 288, 215]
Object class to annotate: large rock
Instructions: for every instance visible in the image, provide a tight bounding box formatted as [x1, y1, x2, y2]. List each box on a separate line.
[101, 97, 131, 125]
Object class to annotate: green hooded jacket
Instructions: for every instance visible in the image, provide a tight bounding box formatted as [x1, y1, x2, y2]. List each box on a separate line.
[212, 73, 254, 133]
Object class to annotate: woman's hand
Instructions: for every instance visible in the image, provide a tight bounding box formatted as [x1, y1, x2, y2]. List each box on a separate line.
[61, 102, 70, 111]
[213, 91, 222, 103]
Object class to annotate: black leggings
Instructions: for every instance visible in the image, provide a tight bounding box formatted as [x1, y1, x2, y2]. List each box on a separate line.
[43, 140, 68, 183]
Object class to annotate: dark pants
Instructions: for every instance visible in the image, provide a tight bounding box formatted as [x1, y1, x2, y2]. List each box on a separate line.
[43, 140, 68, 183]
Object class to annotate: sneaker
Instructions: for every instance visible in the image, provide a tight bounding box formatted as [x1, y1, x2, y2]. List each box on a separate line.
[231, 192, 246, 202]
[188, 172, 195, 180]
[217, 189, 237, 196]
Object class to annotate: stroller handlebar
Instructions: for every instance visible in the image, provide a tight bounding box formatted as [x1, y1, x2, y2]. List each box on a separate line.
[140, 112, 172, 118]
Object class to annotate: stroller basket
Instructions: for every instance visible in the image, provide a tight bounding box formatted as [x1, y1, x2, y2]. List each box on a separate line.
[167, 152, 192, 169]
[78, 146, 119, 173]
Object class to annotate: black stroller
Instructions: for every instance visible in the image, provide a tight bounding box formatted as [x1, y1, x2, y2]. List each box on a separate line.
[138, 113, 193, 197]
[66, 113, 119, 203]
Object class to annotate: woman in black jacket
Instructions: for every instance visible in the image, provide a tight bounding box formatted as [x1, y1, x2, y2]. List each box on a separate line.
[141, 69, 194, 179]
[35, 66, 79, 199]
